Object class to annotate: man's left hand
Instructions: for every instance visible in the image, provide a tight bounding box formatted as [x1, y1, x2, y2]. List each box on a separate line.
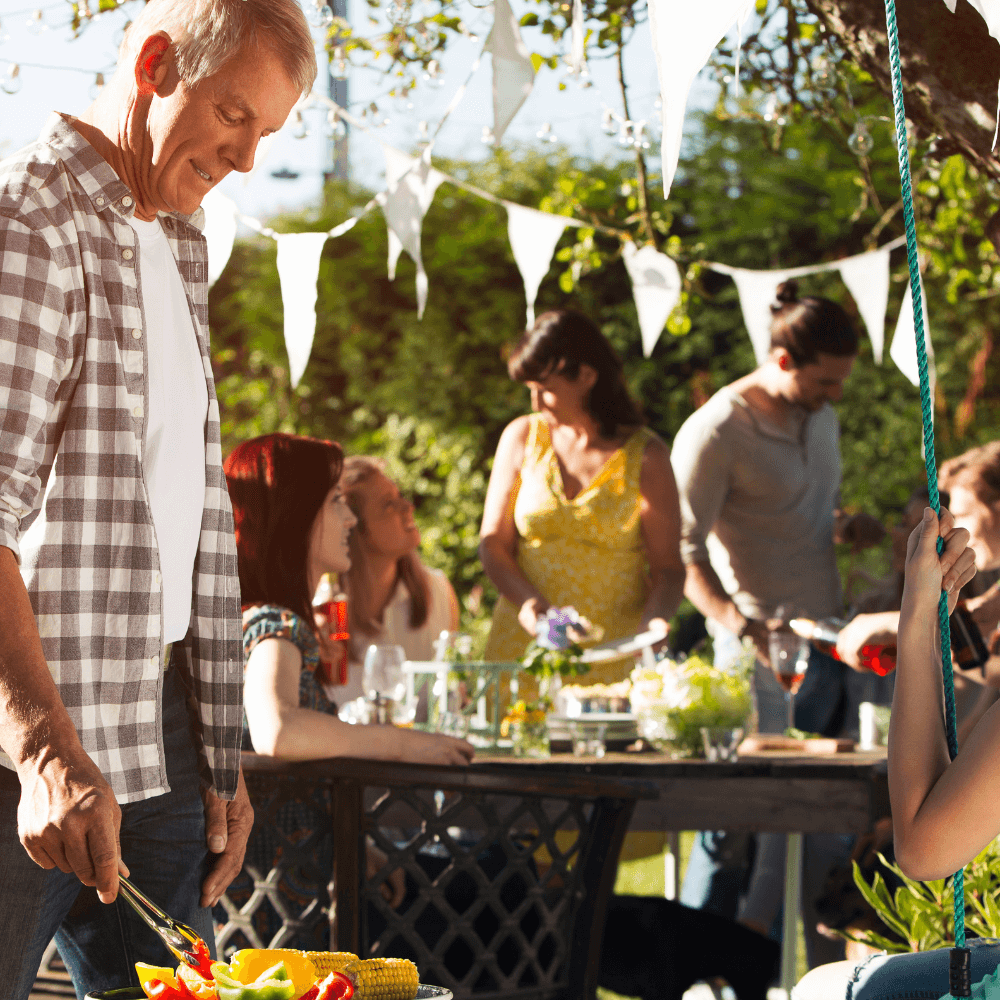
[199, 765, 253, 909]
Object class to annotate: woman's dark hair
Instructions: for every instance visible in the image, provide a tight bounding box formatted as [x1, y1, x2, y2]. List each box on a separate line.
[341, 456, 431, 652]
[941, 442, 1000, 507]
[769, 280, 859, 366]
[507, 310, 644, 438]
[224, 432, 344, 629]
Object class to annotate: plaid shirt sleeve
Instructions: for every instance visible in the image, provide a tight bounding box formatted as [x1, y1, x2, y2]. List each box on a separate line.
[0, 115, 243, 804]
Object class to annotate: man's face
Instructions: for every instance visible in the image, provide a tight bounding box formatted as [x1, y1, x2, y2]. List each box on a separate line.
[782, 352, 856, 412]
[142, 41, 300, 216]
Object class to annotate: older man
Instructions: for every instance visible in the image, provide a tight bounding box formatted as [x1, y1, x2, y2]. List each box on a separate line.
[0, 2, 316, 997]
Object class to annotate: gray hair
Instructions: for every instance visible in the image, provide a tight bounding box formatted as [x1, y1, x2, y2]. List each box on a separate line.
[122, 0, 317, 95]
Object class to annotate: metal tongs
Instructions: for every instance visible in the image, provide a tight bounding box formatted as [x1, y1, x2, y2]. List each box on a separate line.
[116, 875, 212, 974]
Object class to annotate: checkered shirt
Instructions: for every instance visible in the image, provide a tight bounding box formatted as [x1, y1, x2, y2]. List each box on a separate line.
[0, 114, 243, 803]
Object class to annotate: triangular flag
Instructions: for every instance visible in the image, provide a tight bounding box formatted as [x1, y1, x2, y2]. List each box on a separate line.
[570, 0, 586, 77]
[622, 241, 683, 357]
[837, 247, 891, 364]
[275, 232, 328, 388]
[201, 188, 238, 288]
[890, 279, 935, 389]
[954, 0, 1000, 147]
[506, 204, 568, 328]
[647, 0, 754, 197]
[484, 0, 535, 145]
[380, 145, 446, 319]
[727, 268, 796, 366]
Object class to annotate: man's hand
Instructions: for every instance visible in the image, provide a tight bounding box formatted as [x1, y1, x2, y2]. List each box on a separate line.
[17, 750, 127, 903]
[836, 613, 898, 672]
[741, 618, 771, 666]
[199, 765, 253, 909]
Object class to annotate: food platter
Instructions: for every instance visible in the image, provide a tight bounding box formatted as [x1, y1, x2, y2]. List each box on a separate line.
[86, 988, 452, 1000]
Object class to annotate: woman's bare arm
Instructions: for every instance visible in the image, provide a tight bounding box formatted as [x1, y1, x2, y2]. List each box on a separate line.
[889, 507, 991, 879]
[638, 436, 685, 631]
[244, 637, 474, 765]
[478, 416, 549, 635]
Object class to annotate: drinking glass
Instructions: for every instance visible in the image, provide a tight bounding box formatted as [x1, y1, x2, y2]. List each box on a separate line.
[768, 631, 810, 731]
[362, 644, 406, 724]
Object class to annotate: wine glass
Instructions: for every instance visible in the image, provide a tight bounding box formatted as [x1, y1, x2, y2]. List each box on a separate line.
[362, 644, 406, 724]
[768, 630, 810, 732]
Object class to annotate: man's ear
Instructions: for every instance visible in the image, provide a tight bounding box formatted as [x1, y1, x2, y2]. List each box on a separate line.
[135, 32, 173, 96]
[772, 348, 793, 372]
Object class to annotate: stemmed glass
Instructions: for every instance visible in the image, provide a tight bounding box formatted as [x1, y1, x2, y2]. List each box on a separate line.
[362, 644, 406, 724]
[768, 630, 810, 732]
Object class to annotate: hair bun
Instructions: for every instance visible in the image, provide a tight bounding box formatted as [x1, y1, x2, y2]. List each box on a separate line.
[770, 280, 799, 314]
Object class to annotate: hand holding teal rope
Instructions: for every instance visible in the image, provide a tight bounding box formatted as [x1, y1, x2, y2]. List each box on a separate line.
[883, 0, 968, 993]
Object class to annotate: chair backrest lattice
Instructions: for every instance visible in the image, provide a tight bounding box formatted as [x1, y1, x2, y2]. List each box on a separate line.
[224, 754, 654, 1000]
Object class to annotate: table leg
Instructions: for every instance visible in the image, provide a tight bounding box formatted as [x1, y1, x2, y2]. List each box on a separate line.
[781, 832, 803, 996]
[664, 830, 680, 900]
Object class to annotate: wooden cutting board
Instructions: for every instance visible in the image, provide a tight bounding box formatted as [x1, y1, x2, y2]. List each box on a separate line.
[738, 734, 857, 754]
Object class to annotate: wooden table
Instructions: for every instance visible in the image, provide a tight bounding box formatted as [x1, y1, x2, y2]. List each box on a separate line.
[475, 748, 890, 993]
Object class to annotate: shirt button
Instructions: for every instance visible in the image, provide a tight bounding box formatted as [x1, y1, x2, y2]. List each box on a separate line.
[131, 328, 142, 340]
[122, 248, 134, 261]
[133, 404, 143, 418]
[122, 196, 133, 207]
[95, 196, 106, 207]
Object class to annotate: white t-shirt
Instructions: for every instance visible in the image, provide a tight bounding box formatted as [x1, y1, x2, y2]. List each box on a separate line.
[330, 567, 457, 703]
[130, 215, 208, 644]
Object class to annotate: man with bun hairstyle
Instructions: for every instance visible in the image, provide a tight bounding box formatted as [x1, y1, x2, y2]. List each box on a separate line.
[670, 280, 882, 964]
[0, 2, 316, 996]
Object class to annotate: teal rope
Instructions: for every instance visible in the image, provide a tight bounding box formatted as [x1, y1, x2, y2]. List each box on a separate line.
[883, 0, 964, 951]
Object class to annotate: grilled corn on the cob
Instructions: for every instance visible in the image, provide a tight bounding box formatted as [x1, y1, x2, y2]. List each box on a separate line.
[343, 957, 419, 1000]
[304, 951, 359, 976]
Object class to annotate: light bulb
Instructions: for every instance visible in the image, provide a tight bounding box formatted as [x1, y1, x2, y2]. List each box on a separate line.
[331, 47, 348, 80]
[292, 109, 309, 139]
[422, 59, 444, 87]
[848, 121, 874, 156]
[481, 125, 496, 146]
[318, 4, 335, 27]
[578, 64, 592, 89]
[327, 109, 347, 140]
[26, 10, 46, 35]
[418, 120, 429, 139]
[813, 56, 835, 89]
[89, 71, 105, 100]
[617, 121, 634, 147]
[601, 109, 617, 137]
[386, 1, 411, 26]
[633, 121, 651, 150]
[2, 64, 20, 95]
[536, 122, 557, 143]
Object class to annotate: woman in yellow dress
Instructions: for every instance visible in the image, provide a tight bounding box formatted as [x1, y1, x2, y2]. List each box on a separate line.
[480, 309, 686, 685]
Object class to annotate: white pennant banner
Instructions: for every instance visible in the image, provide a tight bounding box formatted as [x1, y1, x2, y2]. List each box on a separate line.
[943, 0, 1000, 147]
[484, 0, 535, 145]
[201, 188, 238, 288]
[506, 204, 568, 328]
[380, 145, 446, 319]
[570, 0, 586, 76]
[276, 232, 329, 388]
[836, 247, 891, 364]
[648, 0, 754, 198]
[890, 279, 936, 389]
[726, 268, 796, 366]
[622, 241, 683, 357]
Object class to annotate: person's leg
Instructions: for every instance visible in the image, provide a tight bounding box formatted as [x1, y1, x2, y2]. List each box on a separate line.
[849, 939, 1000, 1000]
[57, 665, 216, 997]
[679, 626, 754, 918]
[0, 766, 89, 1000]
[801, 832, 854, 969]
[738, 832, 785, 936]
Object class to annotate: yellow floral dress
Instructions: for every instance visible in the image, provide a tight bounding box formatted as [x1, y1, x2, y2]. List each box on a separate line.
[484, 413, 655, 685]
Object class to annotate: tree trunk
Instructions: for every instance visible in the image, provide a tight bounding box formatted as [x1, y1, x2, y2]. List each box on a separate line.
[805, 0, 1000, 179]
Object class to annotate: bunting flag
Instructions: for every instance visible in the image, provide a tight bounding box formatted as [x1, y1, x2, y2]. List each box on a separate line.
[484, 0, 535, 145]
[506, 203, 568, 328]
[726, 268, 796, 365]
[890, 279, 936, 388]
[622, 241, 683, 357]
[648, 0, 754, 198]
[380, 145, 447, 318]
[201, 188, 238, 288]
[836, 247, 891, 363]
[944, 0, 1000, 147]
[275, 232, 329, 388]
[570, 0, 586, 77]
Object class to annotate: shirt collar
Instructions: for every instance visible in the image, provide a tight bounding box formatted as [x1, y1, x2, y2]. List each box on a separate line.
[43, 112, 206, 232]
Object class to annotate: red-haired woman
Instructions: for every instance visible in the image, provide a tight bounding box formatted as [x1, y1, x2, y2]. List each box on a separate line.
[225, 432, 474, 766]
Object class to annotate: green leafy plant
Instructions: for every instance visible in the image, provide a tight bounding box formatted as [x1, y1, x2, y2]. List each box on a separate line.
[846, 839, 1000, 953]
[520, 640, 589, 682]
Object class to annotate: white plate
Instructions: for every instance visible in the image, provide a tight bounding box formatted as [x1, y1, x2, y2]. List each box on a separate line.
[579, 628, 666, 662]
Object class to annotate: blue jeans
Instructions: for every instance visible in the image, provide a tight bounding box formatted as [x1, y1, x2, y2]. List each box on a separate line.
[848, 940, 1000, 999]
[680, 626, 851, 967]
[0, 664, 216, 1000]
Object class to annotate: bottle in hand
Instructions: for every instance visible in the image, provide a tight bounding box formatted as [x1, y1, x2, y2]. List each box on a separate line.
[789, 617, 896, 677]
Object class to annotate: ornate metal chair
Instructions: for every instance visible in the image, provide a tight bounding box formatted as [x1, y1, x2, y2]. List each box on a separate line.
[219, 754, 656, 1000]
